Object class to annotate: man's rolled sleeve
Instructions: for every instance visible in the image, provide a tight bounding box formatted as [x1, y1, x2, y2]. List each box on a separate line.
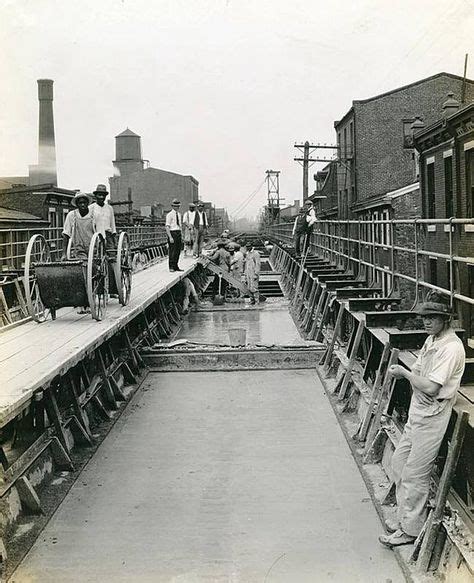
[427, 345, 463, 387]
[62, 211, 74, 237]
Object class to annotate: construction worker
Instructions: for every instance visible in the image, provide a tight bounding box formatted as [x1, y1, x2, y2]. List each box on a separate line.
[379, 291, 466, 548]
[210, 240, 231, 300]
[193, 202, 208, 257]
[244, 245, 260, 304]
[165, 199, 183, 272]
[182, 202, 196, 257]
[292, 206, 311, 257]
[61, 192, 95, 261]
[89, 184, 117, 251]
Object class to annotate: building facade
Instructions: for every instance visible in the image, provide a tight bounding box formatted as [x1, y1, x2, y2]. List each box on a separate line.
[109, 129, 199, 217]
[414, 102, 474, 342]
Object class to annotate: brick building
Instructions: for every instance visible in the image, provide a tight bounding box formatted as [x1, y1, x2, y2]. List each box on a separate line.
[280, 199, 301, 221]
[0, 184, 75, 230]
[414, 101, 474, 342]
[109, 129, 199, 218]
[329, 72, 474, 220]
[312, 162, 338, 218]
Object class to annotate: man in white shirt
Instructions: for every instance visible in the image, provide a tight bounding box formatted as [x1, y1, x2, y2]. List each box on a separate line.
[165, 199, 183, 272]
[379, 292, 465, 548]
[182, 202, 197, 256]
[193, 202, 208, 257]
[89, 184, 117, 250]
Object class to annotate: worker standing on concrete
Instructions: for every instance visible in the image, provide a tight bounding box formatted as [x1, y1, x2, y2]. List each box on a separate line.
[165, 199, 183, 272]
[182, 202, 196, 257]
[193, 202, 208, 257]
[89, 184, 117, 251]
[210, 240, 231, 300]
[244, 245, 261, 305]
[379, 292, 465, 548]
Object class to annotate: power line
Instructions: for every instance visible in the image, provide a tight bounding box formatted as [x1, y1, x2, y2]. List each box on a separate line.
[231, 177, 266, 218]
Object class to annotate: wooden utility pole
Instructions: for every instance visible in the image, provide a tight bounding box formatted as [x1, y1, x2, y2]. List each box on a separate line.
[294, 142, 337, 201]
[461, 53, 469, 103]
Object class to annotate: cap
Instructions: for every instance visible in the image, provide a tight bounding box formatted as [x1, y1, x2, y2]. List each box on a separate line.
[171, 199, 181, 206]
[416, 292, 453, 317]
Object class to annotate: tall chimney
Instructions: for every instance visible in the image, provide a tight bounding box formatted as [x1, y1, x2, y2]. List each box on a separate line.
[442, 92, 460, 118]
[29, 79, 57, 185]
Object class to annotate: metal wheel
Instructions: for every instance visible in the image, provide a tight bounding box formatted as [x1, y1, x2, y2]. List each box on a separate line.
[114, 232, 132, 306]
[24, 234, 51, 323]
[87, 233, 108, 321]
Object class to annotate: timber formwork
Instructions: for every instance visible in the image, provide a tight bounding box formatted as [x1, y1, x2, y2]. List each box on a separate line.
[0, 260, 208, 572]
[270, 243, 474, 581]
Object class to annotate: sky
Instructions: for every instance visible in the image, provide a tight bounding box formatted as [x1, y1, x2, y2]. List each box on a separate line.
[0, 0, 473, 220]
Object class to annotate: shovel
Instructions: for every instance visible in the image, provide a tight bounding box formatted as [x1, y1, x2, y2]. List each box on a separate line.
[213, 274, 225, 305]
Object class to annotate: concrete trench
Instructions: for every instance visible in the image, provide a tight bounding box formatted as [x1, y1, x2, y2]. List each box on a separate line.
[9, 297, 407, 583]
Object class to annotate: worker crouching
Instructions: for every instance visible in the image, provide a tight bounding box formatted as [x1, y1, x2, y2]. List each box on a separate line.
[379, 292, 465, 548]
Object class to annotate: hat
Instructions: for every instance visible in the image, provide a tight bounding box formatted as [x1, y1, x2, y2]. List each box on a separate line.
[416, 292, 453, 317]
[216, 239, 227, 247]
[171, 199, 181, 206]
[197, 201, 204, 207]
[189, 202, 196, 208]
[72, 192, 91, 206]
[304, 199, 313, 206]
[93, 184, 108, 195]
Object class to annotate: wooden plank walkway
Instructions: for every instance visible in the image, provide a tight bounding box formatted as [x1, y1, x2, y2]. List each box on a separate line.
[0, 256, 197, 428]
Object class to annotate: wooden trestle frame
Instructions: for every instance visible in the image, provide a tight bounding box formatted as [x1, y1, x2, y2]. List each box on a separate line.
[270, 242, 472, 575]
[0, 264, 208, 556]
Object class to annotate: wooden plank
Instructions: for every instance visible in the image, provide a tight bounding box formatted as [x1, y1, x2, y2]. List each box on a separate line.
[0, 256, 198, 427]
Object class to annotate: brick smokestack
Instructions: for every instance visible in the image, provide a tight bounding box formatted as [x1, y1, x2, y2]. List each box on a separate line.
[29, 79, 57, 186]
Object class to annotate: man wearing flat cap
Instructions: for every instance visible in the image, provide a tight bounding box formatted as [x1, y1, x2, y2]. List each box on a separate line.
[89, 184, 117, 250]
[379, 291, 465, 548]
[61, 192, 96, 261]
[165, 199, 183, 272]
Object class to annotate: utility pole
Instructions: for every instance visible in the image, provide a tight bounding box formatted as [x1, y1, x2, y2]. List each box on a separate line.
[294, 142, 338, 201]
[294, 142, 318, 201]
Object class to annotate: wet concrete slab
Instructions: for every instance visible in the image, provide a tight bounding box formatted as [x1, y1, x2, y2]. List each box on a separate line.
[176, 303, 311, 347]
[12, 370, 405, 583]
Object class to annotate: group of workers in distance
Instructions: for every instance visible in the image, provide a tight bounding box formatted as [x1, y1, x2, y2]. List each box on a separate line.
[165, 198, 261, 304]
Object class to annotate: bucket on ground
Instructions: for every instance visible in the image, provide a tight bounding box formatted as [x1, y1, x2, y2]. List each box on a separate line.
[229, 328, 247, 346]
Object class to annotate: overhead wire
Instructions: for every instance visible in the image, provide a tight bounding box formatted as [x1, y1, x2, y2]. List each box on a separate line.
[231, 177, 267, 219]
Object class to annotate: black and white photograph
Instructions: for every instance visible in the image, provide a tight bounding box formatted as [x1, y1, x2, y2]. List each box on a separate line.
[0, 1, 473, 581]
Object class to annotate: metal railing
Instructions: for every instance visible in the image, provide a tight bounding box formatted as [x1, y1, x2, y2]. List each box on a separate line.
[266, 218, 474, 311]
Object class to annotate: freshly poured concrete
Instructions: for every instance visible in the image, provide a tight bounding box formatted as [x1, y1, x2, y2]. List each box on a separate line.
[12, 370, 404, 582]
[176, 304, 313, 347]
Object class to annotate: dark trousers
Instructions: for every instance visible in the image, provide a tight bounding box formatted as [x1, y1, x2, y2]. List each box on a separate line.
[168, 230, 182, 270]
[294, 232, 308, 256]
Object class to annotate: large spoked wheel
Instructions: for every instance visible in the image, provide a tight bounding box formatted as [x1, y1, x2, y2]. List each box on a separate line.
[24, 234, 51, 323]
[114, 232, 132, 306]
[87, 233, 109, 321]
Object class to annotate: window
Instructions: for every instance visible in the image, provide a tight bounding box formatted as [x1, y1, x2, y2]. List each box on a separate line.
[349, 122, 354, 158]
[426, 160, 435, 217]
[337, 132, 341, 160]
[343, 128, 347, 159]
[402, 119, 415, 148]
[444, 154, 453, 217]
[466, 148, 474, 217]
[429, 257, 438, 287]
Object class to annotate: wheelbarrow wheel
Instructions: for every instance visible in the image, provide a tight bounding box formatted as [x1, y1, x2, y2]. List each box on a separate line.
[114, 232, 132, 306]
[87, 233, 109, 321]
[24, 234, 51, 323]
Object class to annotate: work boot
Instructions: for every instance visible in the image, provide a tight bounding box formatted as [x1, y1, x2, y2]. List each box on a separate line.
[379, 529, 416, 548]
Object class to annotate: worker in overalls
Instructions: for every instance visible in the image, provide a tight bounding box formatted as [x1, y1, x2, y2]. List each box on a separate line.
[379, 291, 465, 547]
[292, 206, 311, 257]
[244, 245, 260, 305]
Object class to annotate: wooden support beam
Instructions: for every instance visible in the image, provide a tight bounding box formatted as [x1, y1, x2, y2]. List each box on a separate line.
[16, 476, 42, 515]
[337, 320, 365, 400]
[44, 385, 70, 452]
[416, 410, 470, 572]
[321, 302, 345, 368]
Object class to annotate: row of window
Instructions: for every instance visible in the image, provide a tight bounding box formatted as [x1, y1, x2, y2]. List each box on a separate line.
[425, 144, 474, 218]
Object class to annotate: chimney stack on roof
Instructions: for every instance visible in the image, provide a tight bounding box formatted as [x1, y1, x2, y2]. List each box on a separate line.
[442, 92, 460, 118]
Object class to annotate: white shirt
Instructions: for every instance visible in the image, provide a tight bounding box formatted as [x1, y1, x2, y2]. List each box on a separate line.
[89, 202, 116, 237]
[196, 211, 207, 227]
[411, 329, 465, 415]
[183, 210, 196, 227]
[165, 209, 182, 231]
